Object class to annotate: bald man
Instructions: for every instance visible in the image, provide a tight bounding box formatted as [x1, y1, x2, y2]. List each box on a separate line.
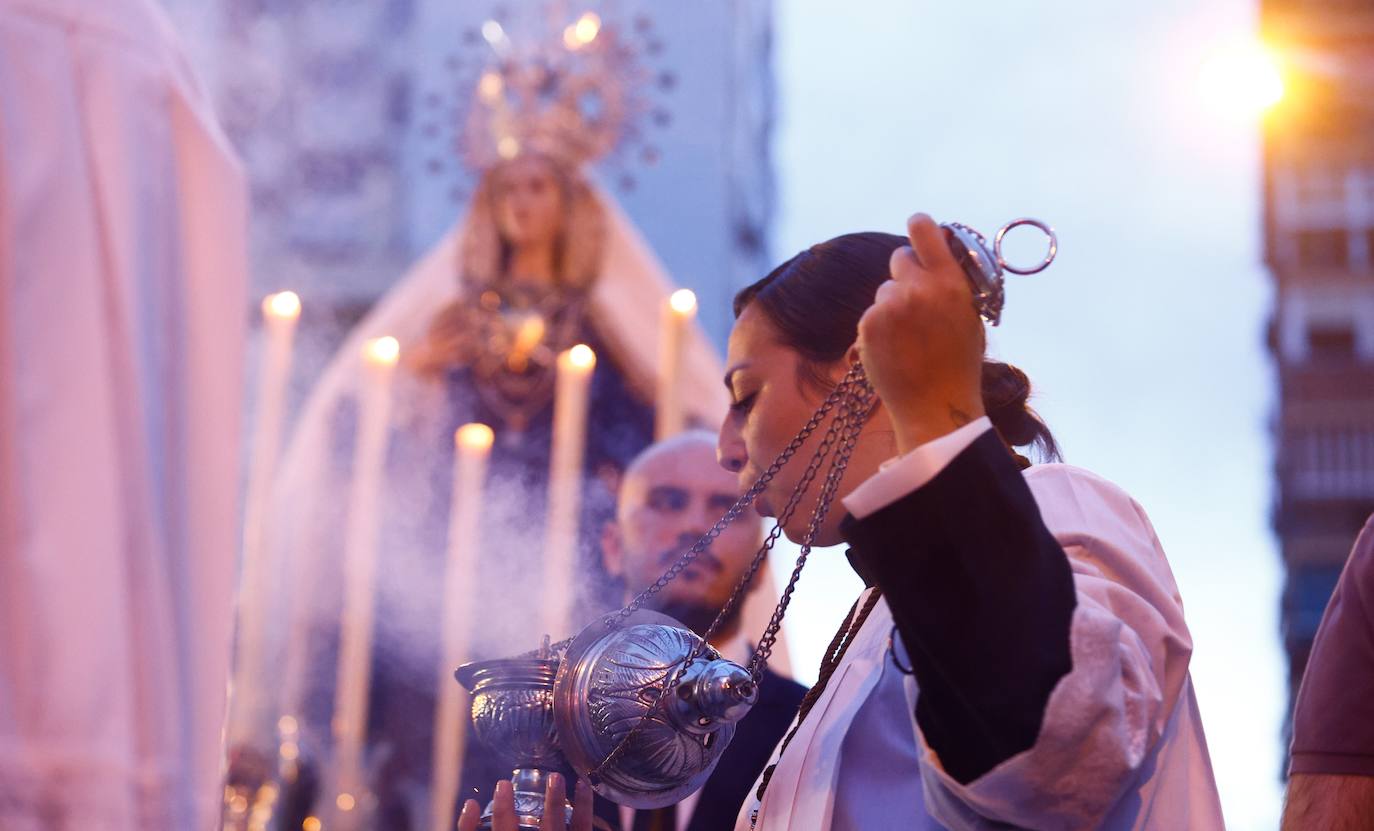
[598, 431, 806, 831]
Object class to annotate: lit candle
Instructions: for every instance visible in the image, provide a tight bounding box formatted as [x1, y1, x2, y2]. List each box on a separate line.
[655, 289, 697, 440]
[430, 423, 494, 831]
[229, 291, 301, 746]
[563, 11, 601, 50]
[542, 345, 596, 639]
[326, 335, 399, 829]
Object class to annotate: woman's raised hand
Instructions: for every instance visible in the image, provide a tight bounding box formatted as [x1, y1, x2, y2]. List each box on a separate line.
[457, 773, 595, 831]
[856, 213, 986, 454]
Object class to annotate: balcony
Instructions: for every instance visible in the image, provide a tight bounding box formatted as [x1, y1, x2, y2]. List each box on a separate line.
[1277, 396, 1374, 500]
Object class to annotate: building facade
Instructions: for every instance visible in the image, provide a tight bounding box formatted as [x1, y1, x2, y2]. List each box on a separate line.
[1262, 0, 1374, 764]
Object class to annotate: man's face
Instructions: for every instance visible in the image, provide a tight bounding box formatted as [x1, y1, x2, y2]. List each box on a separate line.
[604, 437, 764, 614]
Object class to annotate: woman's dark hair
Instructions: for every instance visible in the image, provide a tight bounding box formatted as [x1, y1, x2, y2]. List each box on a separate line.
[733, 231, 1060, 463]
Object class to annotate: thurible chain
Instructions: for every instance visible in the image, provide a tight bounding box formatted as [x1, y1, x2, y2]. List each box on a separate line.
[585, 363, 879, 781]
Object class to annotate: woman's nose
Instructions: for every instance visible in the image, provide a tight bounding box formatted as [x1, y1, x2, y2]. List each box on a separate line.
[717, 417, 746, 473]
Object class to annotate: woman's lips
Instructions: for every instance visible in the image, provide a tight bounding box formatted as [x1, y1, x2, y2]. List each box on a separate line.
[738, 466, 778, 518]
[753, 495, 775, 518]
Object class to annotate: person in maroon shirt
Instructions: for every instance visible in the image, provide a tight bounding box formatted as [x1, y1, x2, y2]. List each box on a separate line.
[1283, 513, 1374, 829]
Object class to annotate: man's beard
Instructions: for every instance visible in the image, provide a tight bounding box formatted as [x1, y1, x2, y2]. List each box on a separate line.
[634, 533, 744, 639]
[648, 596, 743, 641]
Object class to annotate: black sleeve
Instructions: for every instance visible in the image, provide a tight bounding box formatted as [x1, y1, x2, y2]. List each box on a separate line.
[840, 430, 1076, 784]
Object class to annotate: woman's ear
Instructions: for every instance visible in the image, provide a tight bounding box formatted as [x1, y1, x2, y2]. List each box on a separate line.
[844, 343, 861, 366]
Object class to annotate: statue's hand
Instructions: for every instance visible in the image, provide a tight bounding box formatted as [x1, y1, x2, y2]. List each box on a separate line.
[410, 300, 477, 375]
[458, 774, 594, 831]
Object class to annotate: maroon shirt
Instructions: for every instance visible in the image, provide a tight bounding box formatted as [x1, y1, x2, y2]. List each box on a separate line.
[1291, 514, 1374, 776]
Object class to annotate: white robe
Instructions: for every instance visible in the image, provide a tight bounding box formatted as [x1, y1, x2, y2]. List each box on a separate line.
[736, 442, 1225, 830]
[0, 0, 248, 827]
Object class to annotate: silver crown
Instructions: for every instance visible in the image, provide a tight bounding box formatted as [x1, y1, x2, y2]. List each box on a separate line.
[422, 5, 674, 189]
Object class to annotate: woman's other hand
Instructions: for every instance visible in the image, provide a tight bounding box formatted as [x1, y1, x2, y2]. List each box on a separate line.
[457, 773, 595, 831]
[857, 212, 986, 453]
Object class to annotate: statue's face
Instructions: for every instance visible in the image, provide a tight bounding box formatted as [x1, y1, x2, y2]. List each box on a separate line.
[491, 154, 566, 250]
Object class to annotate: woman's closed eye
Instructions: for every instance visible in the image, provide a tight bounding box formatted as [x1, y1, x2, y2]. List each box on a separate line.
[729, 391, 757, 415]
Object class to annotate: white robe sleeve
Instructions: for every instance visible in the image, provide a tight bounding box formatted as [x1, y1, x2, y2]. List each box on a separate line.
[913, 464, 1196, 829]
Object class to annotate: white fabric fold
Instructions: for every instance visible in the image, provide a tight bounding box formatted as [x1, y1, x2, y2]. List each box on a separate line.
[0, 1, 247, 827]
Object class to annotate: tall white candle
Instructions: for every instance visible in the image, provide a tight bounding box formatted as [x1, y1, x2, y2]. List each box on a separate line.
[327, 335, 399, 829]
[430, 423, 493, 831]
[542, 344, 596, 639]
[655, 289, 696, 441]
[230, 291, 301, 746]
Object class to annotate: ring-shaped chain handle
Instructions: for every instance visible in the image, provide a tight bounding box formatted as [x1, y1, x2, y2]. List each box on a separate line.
[993, 217, 1058, 276]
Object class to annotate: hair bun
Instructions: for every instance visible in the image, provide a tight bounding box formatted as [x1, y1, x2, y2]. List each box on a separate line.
[981, 361, 1048, 451]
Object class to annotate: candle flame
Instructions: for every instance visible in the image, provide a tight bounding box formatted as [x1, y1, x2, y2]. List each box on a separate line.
[277, 715, 299, 736]
[567, 343, 596, 370]
[262, 291, 301, 320]
[456, 423, 495, 453]
[564, 12, 601, 49]
[497, 135, 521, 159]
[336, 793, 356, 812]
[506, 314, 546, 373]
[577, 13, 601, 42]
[363, 336, 400, 366]
[302, 818, 321, 831]
[478, 71, 504, 103]
[513, 314, 546, 353]
[668, 288, 697, 316]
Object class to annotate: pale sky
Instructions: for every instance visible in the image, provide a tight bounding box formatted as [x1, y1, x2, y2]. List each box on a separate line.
[769, 1, 1284, 828]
